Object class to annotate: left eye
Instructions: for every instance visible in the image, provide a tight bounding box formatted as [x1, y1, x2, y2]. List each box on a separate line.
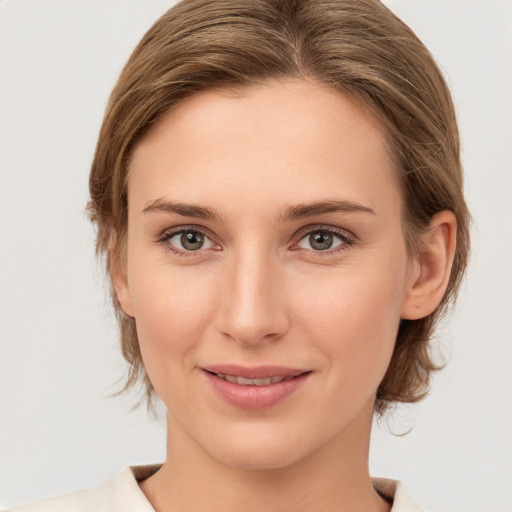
[297, 230, 347, 251]
[167, 230, 216, 251]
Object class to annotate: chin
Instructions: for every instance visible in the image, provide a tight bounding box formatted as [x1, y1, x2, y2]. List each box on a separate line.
[199, 421, 320, 471]
[212, 442, 306, 471]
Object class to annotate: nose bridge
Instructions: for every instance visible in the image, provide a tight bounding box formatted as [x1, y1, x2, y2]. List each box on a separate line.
[218, 243, 288, 345]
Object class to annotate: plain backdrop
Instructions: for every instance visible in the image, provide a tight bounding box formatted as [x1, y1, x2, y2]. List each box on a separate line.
[0, 1, 511, 511]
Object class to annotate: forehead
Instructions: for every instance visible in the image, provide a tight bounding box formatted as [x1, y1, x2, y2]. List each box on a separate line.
[127, 79, 400, 219]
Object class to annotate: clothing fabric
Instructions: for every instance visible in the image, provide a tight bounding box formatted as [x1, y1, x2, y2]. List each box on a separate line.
[6, 465, 425, 511]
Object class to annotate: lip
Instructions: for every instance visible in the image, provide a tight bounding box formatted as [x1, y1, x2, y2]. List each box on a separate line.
[203, 364, 308, 379]
[202, 365, 312, 410]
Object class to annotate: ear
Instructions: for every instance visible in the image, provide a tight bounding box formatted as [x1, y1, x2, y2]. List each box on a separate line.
[401, 211, 457, 320]
[108, 234, 135, 318]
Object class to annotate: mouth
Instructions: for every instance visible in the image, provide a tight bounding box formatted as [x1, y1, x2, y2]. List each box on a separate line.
[204, 371, 305, 387]
[202, 364, 311, 384]
[202, 365, 312, 409]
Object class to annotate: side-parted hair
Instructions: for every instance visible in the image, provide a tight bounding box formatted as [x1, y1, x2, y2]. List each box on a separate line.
[88, 0, 470, 415]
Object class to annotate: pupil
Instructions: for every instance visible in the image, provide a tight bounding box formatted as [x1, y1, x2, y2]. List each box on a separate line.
[310, 232, 333, 250]
[181, 231, 203, 250]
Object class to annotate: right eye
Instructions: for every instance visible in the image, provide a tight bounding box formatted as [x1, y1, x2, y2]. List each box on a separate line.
[160, 228, 218, 255]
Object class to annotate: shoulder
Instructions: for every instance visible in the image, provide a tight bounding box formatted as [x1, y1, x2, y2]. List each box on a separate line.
[372, 477, 426, 512]
[5, 466, 159, 512]
[5, 488, 101, 512]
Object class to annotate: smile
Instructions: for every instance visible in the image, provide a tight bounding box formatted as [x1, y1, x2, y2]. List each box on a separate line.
[210, 373, 299, 386]
[202, 365, 312, 409]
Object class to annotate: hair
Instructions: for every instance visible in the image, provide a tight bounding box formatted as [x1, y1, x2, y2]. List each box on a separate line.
[88, 0, 470, 415]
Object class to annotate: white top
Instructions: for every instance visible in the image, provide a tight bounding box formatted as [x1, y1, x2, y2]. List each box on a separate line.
[6, 465, 425, 511]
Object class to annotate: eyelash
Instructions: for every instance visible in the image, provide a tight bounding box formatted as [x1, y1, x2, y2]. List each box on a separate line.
[294, 226, 356, 259]
[157, 226, 219, 258]
[156, 225, 356, 259]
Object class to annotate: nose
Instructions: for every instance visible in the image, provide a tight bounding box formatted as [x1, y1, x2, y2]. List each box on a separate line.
[215, 246, 290, 346]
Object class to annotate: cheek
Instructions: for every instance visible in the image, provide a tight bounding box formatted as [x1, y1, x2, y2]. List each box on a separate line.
[127, 262, 219, 390]
[293, 253, 408, 383]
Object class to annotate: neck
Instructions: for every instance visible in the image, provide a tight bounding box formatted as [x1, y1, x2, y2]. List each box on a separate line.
[140, 399, 390, 512]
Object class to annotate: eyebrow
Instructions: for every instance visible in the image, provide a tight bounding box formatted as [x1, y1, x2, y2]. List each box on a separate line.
[142, 198, 375, 223]
[278, 200, 376, 223]
[143, 199, 223, 221]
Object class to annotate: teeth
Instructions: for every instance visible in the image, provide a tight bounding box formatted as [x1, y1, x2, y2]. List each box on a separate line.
[237, 376, 254, 385]
[216, 373, 291, 386]
[253, 378, 272, 386]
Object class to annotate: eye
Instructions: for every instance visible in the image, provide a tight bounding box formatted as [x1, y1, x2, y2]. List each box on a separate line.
[161, 229, 217, 253]
[296, 228, 352, 252]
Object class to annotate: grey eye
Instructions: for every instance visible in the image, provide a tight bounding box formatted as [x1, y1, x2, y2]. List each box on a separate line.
[180, 231, 204, 250]
[310, 232, 333, 250]
[297, 230, 345, 251]
[168, 230, 215, 251]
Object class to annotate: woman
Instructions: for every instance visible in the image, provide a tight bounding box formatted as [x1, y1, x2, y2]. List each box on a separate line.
[8, 0, 470, 510]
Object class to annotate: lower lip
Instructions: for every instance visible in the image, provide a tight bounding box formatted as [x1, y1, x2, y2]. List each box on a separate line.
[204, 371, 311, 410]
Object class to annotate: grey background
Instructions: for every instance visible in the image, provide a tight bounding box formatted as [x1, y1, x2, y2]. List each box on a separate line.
[1, 1, 511, 511]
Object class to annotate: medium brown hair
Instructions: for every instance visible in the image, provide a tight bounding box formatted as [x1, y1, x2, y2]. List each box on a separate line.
[88, 0, 470, 415]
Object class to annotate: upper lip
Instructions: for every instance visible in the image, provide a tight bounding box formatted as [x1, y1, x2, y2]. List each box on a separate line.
[202, 365, 309, 379]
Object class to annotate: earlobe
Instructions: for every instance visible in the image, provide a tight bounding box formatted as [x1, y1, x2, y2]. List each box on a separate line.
[108, 234, 135, 318]
[401, 211, 457, 320]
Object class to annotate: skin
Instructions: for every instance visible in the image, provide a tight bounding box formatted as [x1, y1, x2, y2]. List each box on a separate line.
[112, 79, 456, 512]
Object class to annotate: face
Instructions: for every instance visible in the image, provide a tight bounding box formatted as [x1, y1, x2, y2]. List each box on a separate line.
[116, 79, 417, 470]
